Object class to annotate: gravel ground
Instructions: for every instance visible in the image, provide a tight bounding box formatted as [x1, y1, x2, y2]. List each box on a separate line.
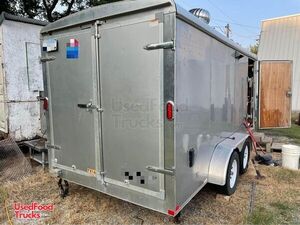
[1, 153, 300, 225]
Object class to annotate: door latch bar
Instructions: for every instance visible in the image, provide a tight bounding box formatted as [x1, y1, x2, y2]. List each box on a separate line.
[144, 41, 174, 51]
[146, 165, 175, 176]
[40, 56, 56, 63]
[77, 101, 102, 112]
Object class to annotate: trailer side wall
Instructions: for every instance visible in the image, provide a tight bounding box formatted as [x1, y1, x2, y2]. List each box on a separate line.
[175, 18, 249, 206]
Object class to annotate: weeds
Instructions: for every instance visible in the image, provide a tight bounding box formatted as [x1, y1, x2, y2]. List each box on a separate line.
[247, 201, 299, 225]
[272, 168, 300, 183]
[247, 206, 275, 225]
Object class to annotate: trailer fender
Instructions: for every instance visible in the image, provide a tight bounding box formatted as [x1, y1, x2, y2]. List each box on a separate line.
[208, 132, 249, 186]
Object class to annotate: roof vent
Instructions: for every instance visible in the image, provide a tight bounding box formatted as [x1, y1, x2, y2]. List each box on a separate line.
[189, 8, 211, 24]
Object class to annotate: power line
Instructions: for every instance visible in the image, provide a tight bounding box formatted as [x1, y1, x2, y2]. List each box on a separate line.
[175, 0, 260, 32]
[206, 0, 260, 35]
[170, 0, 259, 43]
[213, 18, 260, 30]
[206, 0, 235, 22]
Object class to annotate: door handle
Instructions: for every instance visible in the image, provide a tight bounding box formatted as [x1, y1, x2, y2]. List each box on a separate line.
[286, 91, 292, 97]
[77, 102, 102, 112]
[77, 103, 89, 108]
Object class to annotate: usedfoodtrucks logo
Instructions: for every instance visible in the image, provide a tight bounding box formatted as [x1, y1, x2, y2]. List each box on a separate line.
[13, 202, 54, 219]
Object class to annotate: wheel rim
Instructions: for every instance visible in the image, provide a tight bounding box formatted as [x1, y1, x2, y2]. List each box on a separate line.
[243, 146, 249, 169]
[230, 159, 238, 188]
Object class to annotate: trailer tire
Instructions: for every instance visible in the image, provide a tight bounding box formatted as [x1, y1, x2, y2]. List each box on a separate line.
[240, 138, 251, 174]
[220, 151, 240, 196]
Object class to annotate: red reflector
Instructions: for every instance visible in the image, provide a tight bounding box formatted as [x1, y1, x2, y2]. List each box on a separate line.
[166, 101, 174, 121]
[168, 209, 175, 216]
[43, 97, 49, 111]
[167, 205, 181, 216]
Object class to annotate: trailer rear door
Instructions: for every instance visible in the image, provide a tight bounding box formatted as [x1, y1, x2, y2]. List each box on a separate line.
[99, 20, 165, 197]
[45, 28, 101, 173]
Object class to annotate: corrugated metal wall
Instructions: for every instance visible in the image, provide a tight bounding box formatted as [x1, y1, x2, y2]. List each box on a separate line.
[258, 14, 300, 111]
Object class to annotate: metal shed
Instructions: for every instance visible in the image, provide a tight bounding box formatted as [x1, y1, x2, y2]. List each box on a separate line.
[258, 14, 300, 112]
[41, 0, 257, 217]
[0, 12, 47, 141]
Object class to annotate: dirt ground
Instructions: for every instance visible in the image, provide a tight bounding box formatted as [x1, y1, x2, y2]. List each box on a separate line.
[1, 153, 300, 225]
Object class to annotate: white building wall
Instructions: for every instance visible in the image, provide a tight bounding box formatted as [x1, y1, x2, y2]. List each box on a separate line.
[258, 14, 300, 111]
[2, 20, 43, 140]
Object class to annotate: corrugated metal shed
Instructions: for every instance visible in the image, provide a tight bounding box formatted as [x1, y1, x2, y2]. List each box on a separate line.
[258, 14, 300, 111]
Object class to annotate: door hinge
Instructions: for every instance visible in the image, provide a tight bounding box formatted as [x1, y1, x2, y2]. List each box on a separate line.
[94, 20, 105, 39]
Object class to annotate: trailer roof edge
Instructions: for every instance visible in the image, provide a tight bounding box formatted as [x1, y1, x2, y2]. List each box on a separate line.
[176, 5, 257, 61]
[0, 12, 47, 26]
[41, 0, 175, 34]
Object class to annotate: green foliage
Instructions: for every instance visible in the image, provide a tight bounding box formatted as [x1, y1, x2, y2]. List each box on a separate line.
[272, 167, 300, 183]
[250, 41, 259, 55]
[0, 0, 123, 22]
[0, 0, 18, 15]
[0, 187, 8, 202]
[247, 206, 275, 225]
[247, 202, 298, 225]
[262, 124, 300, 145]
[89, 0, 122, 6]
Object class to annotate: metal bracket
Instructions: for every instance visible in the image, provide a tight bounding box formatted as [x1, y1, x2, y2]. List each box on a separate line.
[94, 20, 105, 39]
[144, 41, 174, 51]
[46, 143, 61, 150]
[146, 166, 175, 176]
[40, 56, 56, 63]
[234, 51, 244, 60]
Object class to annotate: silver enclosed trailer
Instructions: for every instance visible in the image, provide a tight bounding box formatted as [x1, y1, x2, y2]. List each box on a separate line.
[41, 0, 257, 217]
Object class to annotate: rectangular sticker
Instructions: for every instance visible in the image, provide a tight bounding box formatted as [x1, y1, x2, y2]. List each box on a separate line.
[42, 39, 58, 52]
[66, 38, 79, 59]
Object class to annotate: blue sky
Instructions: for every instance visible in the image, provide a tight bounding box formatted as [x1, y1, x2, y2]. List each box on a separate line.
[176, 0, 300, 48]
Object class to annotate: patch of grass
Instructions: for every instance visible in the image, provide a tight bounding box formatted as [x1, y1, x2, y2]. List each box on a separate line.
[261, 124, 300, 144]
[0, 187, 8, 202]
[270, 202, 294, 212]
[272, 168, 300, 183]
[247, 202, 298, 225]
[247, 206, 275, 225]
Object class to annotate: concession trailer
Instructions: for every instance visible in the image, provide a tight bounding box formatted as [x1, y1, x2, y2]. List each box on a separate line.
[41, 0, 257, 217]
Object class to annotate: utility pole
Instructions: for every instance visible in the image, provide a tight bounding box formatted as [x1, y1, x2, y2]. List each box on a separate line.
[225, 23, 231, 38]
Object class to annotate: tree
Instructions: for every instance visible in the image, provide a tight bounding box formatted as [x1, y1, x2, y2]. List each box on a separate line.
[0, 0, 17, 15]
[88, 0, 122, 6]
[41, 0, 122, 22]
[1, 0, 122, 22]
[249, 41, 259, 55]
[18, 0, 43, 19]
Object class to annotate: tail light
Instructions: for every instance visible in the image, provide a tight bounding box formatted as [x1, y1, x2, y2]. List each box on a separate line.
[166, 101, 174, 121]
[43, 97, 49, 111]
